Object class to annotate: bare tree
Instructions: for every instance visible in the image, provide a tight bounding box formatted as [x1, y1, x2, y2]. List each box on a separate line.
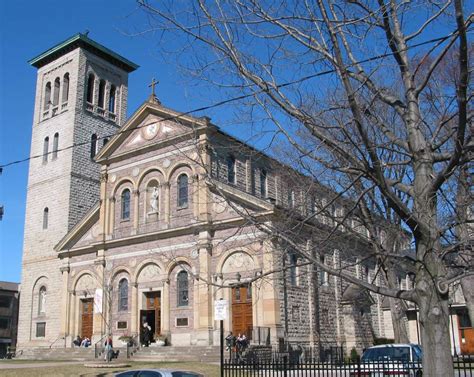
[133, 0, 471, 375]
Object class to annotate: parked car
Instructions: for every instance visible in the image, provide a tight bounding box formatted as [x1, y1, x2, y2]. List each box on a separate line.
[350, 344, 423, 377]
[115, 369, 204, 377]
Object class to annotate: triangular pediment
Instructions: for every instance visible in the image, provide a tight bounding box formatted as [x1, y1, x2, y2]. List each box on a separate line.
[96, 99, 209, 163]
[55, 203, 100, 252]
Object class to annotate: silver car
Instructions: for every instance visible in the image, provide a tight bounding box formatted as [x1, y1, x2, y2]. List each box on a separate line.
[351, 344, 423, 377]
[115, 369, 204, 377]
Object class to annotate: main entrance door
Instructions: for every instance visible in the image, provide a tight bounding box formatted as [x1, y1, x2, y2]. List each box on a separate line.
[232, 284, 253, 338]
[80, 298, 94, 339]
[140, 291, 161, 338]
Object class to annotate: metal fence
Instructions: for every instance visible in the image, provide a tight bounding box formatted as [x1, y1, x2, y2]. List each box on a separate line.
[223, 354, 474, 376]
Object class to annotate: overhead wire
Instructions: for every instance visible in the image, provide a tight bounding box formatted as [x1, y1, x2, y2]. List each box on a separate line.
[0, 29, 469, 170]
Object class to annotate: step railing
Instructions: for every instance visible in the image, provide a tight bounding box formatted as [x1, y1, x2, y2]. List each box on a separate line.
[94, 335, 107, 359]
[127, 334, 141, 359]
[49, 335, 65, 349]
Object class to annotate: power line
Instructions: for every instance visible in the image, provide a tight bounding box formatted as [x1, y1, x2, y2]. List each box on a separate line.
[0, 30, 467, 170]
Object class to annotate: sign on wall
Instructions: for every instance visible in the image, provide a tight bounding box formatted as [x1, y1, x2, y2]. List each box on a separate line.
[215, 299, 228, 321]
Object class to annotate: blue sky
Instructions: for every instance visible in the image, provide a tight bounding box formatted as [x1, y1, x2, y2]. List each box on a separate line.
[0, 0, 243, 283]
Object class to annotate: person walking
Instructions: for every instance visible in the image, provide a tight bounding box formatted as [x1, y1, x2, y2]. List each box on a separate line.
[104, 336, 113, 362]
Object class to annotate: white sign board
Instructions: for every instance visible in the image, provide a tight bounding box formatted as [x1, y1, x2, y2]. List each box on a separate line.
[214, 299, 228, 321]
[94, 288, 103, 313]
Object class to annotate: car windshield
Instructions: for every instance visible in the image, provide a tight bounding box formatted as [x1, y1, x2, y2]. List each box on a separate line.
[361, 346, 411, 362]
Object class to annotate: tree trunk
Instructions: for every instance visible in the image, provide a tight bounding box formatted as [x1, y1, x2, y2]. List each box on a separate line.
[388, 297, 410, 343]
[386, 266, 409, 343]
[417, 276, 454, 377]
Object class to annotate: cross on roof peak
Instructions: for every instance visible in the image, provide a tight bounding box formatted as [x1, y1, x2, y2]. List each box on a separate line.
[148, 78, 159, 97]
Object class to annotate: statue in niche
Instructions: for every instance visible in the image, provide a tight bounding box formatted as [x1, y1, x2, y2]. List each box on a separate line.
[149, 186, 159, 213]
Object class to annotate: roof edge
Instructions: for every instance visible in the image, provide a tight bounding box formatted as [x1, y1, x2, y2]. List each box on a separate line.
[28, 33, 139, 72]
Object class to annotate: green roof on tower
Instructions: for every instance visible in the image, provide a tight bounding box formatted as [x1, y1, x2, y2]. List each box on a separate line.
[28, 32, 139, 72]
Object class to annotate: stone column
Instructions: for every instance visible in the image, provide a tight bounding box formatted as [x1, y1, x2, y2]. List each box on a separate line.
[164, 182, 171, 226]
[261, 239, 282, 341]
[59, 264, 71, 339]
[245, 159, 252, 193]
[69, 290, 77, 337]
[131, 282, 138, 335]
[195, 230, 213, 345]
[108, 198, 115, 235]
[192, 174, 199, 218]
[99, 169, 108, 237]
[93, 256, 106, 339]
[197, 134, 211, 222]
[133, 189, 140, 234]
[162, 279, 170, 334]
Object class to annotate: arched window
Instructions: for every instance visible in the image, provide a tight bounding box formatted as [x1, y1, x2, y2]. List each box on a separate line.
[38, 286, 46, 314]
[319, 255, 328, 286]
[42, 208, 49, 229]
[52, 133, 59, 159]
[98, 79, 106, 108]
[118, 278, 128, 311]
[43, 137, 49, 163]
[108, 85, 116, 113]
[288, 190, 295, 208]
[44, 82, 51, 110]
[62, 73, 69, 103]
[227, 156, 236, 184]
[90, 134, 97, 159]
[86, 74, 95, 103]
[177, 174, 188, 208]
[177, 270, 189, 307]
[260, 169, 267, 198]
[53, 77, 60, 106]
[121, 189, 131, 220]
[289, 253, 298, 286]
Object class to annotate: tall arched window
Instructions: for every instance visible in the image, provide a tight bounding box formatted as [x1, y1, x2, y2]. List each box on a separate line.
[118, 278, 128, 311]
[38, 286, 46, 314]
[98, 79, 106, 108]
[43, 208, 49, 229]
[44, 82, 51, 110]
[90, 134, 97, 159]
[121, 189, 131, 220]
[289, 253, 298, 286]
[109, 85, 116, 113]
[52, 133, 59, 159]
[53, 77, 60, 106]
[177, 270, 189, 307]
[288, 190, 295, 208]
[43, 137, 49, 163]
[177, 174, 188, 208]
[62, 73, 69, 103]
[227, 156, 236, 184]
[86, 74, 95, 103]
[260, 169, 267, 198]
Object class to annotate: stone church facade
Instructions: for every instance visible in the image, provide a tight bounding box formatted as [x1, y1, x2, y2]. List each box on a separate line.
[18, 33, 400, 354]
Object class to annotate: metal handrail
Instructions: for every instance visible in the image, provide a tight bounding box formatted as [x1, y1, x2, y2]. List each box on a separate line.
[49, 335, 65, 349]
[127, 333, 141, 359]
[94, 335, 107, 359]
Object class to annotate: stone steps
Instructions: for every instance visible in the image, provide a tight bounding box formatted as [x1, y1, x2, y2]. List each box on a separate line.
[132, 346, 220, 363]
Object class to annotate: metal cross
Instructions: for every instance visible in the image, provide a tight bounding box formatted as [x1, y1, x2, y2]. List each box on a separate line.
[148, 78, 159, 97]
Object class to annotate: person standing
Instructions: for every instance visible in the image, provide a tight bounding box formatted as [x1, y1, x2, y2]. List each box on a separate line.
[142, 322, 151, 347]
[104, 336, 113, 362]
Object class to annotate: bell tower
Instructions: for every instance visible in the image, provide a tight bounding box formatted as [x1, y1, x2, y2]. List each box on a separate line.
[18, 33, 138, 348]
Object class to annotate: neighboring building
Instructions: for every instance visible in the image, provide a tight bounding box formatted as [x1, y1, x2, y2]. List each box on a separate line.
[0, 281, 20, 357]
[17, 33, 471, 357]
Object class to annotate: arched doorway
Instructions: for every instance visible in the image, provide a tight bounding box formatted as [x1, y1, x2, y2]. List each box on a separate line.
[232, 284, 253, 338]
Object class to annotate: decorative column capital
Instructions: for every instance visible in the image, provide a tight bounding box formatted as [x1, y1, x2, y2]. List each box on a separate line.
[60, 266, 70, 274]
[94, 258, 106, 267]
[100, 173, 108, 183]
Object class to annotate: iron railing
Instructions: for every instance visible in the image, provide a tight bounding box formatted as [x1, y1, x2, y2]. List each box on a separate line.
[223, 354, 474, 376]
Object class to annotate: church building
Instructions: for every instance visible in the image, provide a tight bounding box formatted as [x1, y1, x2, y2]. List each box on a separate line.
[18, 33, 412, 355]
